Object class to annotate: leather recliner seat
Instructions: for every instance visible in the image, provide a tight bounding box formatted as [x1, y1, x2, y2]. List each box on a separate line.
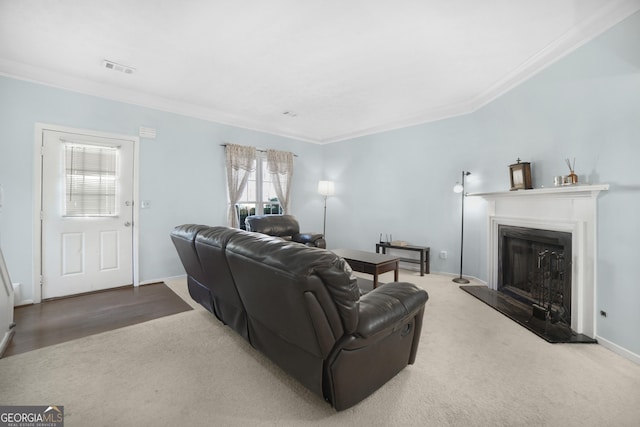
[171, 224, 429, 410]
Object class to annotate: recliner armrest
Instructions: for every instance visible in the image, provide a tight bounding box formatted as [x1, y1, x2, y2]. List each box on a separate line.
[292, 232, 326, 248]
[356, 282, 428, 338]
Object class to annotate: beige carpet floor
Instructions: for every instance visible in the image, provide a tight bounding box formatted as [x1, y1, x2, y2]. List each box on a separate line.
[1, 271, 639, 426]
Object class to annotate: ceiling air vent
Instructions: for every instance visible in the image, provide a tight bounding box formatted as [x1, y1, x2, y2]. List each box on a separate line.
[103, 59, 135, 74]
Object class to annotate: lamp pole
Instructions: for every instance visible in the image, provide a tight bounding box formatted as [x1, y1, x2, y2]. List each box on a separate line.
[453, 171, 470, 284]
[318, 181, 334, 238]
[322, 194, 328, 236]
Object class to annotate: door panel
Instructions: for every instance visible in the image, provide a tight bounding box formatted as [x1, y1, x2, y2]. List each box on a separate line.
[100, 230, 120, 270]
[41, 130, 134, 299]
[61, 232, 84, 275]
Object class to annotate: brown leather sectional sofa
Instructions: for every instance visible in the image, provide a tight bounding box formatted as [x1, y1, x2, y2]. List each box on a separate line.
[171, 224, 429, 410]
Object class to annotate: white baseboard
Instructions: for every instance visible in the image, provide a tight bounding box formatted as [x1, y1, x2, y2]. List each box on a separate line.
[432, 270, 485, 285]
[139, 274, 186, 286]
[596, 335, 640, 365]
[0, 329, 15, 358]
[395, 265, 486, 285]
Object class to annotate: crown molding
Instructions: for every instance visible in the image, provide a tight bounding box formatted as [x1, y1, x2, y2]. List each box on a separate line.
[1, 0, 638, 146]
[320, 0, 640, 144]
[466, 0, 640, 113]
[0, 58, 322, 144]
[317, 98, 478, 144]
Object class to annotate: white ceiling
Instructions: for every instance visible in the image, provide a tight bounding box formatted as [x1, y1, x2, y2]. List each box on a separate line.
[1, 1, 639, 144]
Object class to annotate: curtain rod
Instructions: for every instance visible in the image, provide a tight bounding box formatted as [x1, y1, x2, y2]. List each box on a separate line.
[220, 144, 297, 157]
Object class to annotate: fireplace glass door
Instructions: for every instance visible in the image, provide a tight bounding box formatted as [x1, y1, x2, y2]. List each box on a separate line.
[498, 226, 572, 324]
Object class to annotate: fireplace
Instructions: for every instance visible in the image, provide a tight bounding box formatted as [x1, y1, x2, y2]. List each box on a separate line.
[498, 225, 572, 326]
[472, 184, 609, 339]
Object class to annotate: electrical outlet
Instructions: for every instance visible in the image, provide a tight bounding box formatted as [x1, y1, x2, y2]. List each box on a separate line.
[439, 250, 448, 260]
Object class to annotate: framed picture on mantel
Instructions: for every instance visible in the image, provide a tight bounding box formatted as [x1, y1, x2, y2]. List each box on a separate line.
[509, 160, 532, 190]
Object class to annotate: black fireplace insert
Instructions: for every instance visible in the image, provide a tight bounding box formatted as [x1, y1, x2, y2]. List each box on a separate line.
[498, 225, 572, 325]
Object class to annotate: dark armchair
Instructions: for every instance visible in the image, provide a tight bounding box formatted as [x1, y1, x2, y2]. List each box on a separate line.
[244, 214, 326, 248]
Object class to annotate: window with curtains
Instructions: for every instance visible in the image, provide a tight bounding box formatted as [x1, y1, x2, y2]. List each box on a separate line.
[63, 143, 119, 217]
[236, 154, 282, 225]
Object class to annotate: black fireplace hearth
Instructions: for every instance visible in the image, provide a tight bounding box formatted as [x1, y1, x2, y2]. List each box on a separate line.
[460, 285, 595, 343]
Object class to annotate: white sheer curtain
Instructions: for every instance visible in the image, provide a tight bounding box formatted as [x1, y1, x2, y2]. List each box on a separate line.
[267, 149, 294, 214]
[225, 144, 256, 228]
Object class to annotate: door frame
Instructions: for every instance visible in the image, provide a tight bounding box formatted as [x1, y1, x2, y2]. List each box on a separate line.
[33, 123, 140, 303]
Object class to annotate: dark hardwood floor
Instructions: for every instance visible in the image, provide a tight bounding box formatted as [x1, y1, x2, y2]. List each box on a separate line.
[2, 282, 192, 358]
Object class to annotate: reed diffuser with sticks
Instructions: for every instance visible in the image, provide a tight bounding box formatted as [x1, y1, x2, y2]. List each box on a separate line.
[565, 158, 578, 184]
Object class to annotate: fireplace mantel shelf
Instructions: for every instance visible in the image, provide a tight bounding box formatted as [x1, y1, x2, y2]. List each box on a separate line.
[469, 183, 609, 199]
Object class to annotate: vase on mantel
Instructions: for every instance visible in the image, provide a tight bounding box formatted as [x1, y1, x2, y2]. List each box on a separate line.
[568, 171, 578, 184]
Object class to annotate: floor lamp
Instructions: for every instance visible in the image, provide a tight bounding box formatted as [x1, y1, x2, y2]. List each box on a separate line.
[318, 180, 334, 237]
[452, 171, 471, 284]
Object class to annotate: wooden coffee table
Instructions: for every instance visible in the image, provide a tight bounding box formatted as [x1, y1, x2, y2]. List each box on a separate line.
[332, 249, 399, 289]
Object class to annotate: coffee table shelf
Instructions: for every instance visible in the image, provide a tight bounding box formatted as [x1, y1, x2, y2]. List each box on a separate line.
[376, 243, 430, 276]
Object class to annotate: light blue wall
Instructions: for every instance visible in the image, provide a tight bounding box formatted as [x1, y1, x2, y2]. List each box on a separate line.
[0, 78, 324, 300]
[323, 11, 640, 356]
[320, 113, 485, 276]
[1, 11, 638, 358]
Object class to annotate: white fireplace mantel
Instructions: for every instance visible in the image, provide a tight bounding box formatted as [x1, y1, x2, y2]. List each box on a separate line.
[470, 184, 609, 338]
[470, 184, 609, 200]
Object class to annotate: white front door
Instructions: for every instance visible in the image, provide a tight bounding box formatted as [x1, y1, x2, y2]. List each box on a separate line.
[41, 129, 135, 299]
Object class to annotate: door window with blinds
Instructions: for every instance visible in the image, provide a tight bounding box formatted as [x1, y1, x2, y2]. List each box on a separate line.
[63, 142, 120, 217]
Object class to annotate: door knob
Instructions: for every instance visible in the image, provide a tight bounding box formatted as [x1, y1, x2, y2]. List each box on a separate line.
[124, 222, 132, 227]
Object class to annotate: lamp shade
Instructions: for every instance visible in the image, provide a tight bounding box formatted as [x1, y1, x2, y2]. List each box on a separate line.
[318, 180, 335, 196]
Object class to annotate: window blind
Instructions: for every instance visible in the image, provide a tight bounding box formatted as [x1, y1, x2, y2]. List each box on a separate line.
[63, 143, 119, 217]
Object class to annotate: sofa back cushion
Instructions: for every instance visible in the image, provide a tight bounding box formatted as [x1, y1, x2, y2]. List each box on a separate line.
[170, 224, 211, 285]
[194, 226, 250, 340]
[224, 231, 359, 352]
